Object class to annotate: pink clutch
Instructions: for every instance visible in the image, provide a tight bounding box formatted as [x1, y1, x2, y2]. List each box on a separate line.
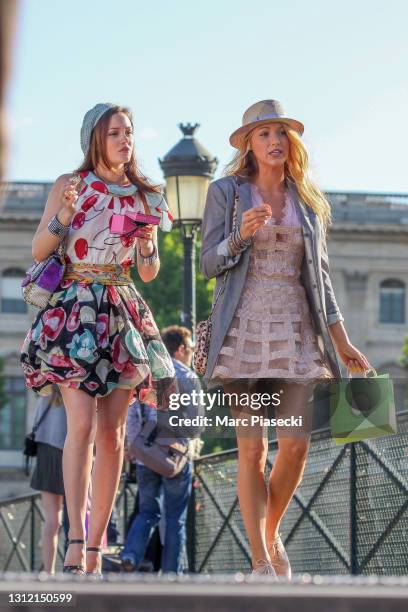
[110, 212, 160, 237]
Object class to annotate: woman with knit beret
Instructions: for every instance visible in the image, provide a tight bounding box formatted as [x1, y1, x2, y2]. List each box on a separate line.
[21, 103, 175, 574]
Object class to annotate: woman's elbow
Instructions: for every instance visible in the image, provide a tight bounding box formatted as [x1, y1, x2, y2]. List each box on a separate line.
[200, 264, 212, 280]
[32, 241, 44, 263]
[200, 253, 213, 280]
[137, 264, 160, 283]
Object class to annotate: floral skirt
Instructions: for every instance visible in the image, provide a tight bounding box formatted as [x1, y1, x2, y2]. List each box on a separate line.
[20, 277, 175, 405]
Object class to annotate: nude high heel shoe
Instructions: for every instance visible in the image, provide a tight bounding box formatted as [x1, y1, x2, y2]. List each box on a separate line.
[268, 534, 292, 581]
[251, 559, 278, 578]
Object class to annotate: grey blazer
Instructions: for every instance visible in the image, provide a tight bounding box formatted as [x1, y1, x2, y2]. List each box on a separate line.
[199, 175, 344, 382]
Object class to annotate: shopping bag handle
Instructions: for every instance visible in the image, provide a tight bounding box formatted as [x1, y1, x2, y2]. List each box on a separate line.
[347, 365, 377, 379]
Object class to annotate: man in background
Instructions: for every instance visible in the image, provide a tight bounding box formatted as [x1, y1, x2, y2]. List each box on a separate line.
[121, 326, 204, 573]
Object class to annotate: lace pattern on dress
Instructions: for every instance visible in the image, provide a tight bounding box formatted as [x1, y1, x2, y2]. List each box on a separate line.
[212, 190, 333, 384]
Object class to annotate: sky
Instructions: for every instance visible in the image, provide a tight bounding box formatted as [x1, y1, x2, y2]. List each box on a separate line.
[5, 0, 408, 193]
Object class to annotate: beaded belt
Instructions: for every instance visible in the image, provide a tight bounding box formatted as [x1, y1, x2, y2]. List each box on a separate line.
[63, 263, 133, 286]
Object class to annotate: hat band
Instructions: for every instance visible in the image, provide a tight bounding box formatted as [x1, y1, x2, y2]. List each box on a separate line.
[251, 112, 284, 123]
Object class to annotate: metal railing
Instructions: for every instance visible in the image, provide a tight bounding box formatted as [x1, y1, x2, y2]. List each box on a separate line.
[0, 478, 137, 572]
[187, 411, 408, 575]
[1, 413, 407, 574]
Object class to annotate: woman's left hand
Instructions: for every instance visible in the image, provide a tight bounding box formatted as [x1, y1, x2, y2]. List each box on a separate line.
[335, 341, 371, 373]
[137, 225, 154, 254]
[137, 224, 154, 242]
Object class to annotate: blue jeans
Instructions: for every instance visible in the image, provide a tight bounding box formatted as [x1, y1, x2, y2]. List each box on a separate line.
[121, 461, 193, 573]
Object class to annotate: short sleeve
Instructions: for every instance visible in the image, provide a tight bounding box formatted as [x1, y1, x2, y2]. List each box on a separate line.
[144, 191, 174, 232]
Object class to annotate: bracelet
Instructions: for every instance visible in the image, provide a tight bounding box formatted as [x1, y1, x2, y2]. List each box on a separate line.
[138, 244, 158, 266]
[228, 226, 252, 255]
[47, 214, 71, 238]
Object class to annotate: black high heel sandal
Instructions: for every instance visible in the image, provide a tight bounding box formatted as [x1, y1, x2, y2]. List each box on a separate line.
[63, 539, 86, 574]
[86, 546, 103, 577]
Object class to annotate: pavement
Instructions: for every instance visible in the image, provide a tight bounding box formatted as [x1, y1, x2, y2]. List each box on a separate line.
[0, 572, 407, 612]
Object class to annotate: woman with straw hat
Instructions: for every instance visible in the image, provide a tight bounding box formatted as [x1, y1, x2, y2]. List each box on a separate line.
[200, 99, 370, 578]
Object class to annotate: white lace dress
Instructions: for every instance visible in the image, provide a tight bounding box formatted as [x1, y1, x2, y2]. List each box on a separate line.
[212, 184, 333, 384]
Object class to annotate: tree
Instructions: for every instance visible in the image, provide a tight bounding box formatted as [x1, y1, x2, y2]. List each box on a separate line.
[401, 336, 408, 370]
[400, 337, 408, 412]
[132, 233, 235, 454]
[132, 230, 214, 330]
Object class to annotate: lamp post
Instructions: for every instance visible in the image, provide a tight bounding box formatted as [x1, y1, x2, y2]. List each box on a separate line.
[159, 123, 218, 335]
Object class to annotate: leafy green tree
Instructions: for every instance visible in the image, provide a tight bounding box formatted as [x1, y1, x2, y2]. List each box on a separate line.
[400, 337, 408, 411]
[401, 336, 408, 369]
[132, 230, 214, 330]
[132, 232, 237, 455]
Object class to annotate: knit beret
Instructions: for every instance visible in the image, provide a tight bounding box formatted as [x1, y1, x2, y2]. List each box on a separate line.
[80, 103, 117, 156]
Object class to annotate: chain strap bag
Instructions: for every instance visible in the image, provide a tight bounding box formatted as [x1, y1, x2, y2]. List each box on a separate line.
[21, 174, 83, 309]
[21, 241, 66, 309]
[193, 183, 239, 376]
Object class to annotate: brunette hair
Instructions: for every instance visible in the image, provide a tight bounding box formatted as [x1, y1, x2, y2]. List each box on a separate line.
[161, 326, 192, 356]
[224, 123, 332, 228]
[75, 105, 160, 194]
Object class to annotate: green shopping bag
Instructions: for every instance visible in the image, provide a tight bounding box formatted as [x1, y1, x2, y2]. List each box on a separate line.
[329, 369, 397, 444]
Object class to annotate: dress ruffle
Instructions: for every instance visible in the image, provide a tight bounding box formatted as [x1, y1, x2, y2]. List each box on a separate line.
[20, 278, 175, 404]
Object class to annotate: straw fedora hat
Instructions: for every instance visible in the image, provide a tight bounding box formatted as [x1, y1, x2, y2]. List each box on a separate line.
[229, 99, 304, 149]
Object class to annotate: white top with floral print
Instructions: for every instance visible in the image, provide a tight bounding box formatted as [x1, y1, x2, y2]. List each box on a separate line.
[64, 171, 173, 265]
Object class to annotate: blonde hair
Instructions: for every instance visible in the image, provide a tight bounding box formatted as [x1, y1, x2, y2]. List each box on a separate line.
[224, 124, 332, 229]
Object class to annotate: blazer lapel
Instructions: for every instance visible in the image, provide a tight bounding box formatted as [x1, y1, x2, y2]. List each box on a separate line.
[236, 178, 253, 222]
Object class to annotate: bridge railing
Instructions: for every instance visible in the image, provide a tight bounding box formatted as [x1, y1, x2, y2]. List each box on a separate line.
[187, 411, 408, 575]
[0, 412, 407, 574]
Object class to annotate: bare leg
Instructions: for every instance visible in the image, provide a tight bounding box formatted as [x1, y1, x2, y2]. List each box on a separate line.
[40, 492, 63, 573]
[266, 437, 310, 542]
[86, 387, 132, 572]
[225, 382, 270, 568]
[265, 381, 313, 547]
[60, 387, 97, 570]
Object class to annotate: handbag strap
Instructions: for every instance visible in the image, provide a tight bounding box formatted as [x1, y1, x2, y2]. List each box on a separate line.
[56, 240, 66, 259]
[208, 177, 239, 318]
[31, 401, 52, 435]
[347, 366, 376, 380]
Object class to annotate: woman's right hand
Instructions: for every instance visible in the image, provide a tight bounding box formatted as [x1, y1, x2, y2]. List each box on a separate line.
[58, 175, 81, 225]
[239, 205, 272, 241]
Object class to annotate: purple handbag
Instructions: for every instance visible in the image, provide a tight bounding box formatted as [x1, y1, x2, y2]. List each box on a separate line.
[21, 242, 65, 309]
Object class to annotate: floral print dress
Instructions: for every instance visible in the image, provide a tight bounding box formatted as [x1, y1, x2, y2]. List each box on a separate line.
[21, 171, 175, 406]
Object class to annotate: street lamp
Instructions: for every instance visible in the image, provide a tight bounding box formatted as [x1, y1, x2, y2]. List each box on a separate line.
[159, 123, 218, 334]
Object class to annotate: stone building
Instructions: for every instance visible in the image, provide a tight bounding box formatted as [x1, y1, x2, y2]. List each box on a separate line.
[0, 181, 407, 470]
[0, 181, 52, 479]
